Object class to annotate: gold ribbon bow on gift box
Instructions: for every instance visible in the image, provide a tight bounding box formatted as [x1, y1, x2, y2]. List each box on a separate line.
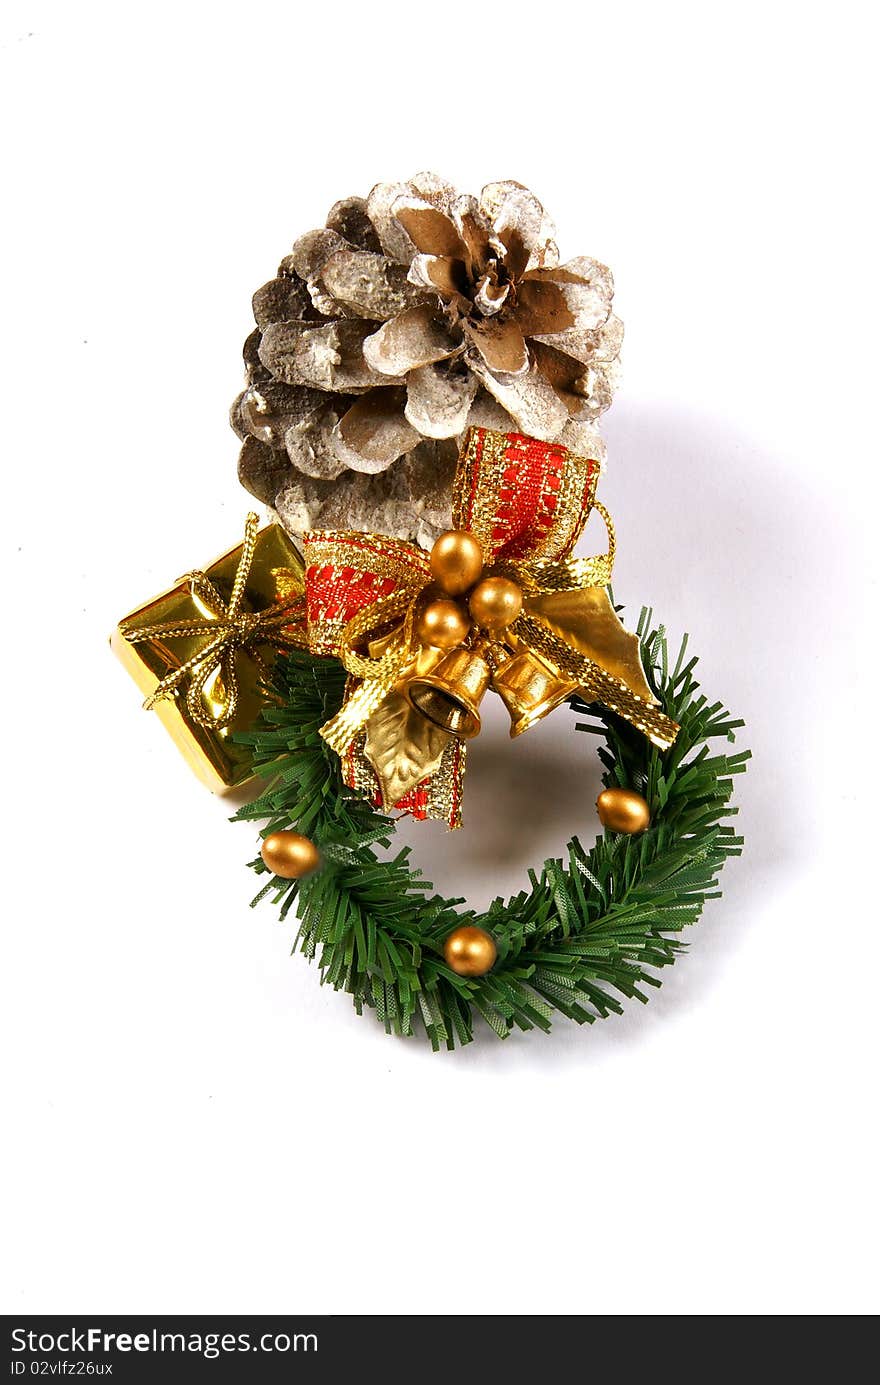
[121, 513, 304, 729]
[287, 427, 679, 828]
[113, 516, 305, 791]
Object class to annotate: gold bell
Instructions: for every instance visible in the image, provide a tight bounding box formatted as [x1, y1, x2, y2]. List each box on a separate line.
[491, 647, 580, 738]
[405, 642, 491, 740]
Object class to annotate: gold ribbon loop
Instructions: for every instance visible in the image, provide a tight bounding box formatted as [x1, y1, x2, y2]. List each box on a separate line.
[525, 501, 616, 594]
[335, 587, 419, 682]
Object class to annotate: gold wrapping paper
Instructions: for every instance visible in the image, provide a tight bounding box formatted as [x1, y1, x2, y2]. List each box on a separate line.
[112, 523, 304, 793]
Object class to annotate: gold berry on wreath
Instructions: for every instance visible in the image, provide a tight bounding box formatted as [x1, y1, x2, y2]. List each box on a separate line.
[596, 788, 651, 835]
[468, 575, 523, 632]
[443, 924, 497, 977]
[429, 531, 484, 597]
[415, 598, 471, 650]
[260, 830, 321, 879]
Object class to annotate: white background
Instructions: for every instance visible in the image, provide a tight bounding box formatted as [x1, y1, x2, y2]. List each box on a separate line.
[1, 0, 877, 1316]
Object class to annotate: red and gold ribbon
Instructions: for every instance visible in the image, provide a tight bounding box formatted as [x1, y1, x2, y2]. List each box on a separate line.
[283, 427, 679, 828]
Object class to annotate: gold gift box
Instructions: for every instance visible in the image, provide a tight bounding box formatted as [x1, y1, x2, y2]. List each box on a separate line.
[111, 523, 304, 794]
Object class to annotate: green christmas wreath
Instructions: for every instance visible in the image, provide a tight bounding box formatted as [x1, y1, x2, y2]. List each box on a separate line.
[234, 610, 748, 1050]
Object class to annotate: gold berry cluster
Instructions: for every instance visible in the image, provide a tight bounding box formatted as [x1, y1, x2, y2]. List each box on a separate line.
[416, 530, 523, 651]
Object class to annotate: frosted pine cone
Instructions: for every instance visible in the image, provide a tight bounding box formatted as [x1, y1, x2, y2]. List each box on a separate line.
[233, 173, 622, 544]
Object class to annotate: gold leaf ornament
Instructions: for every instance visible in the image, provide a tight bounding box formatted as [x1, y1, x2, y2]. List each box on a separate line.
[364, 691, 452, 807]
[523, 586, 655, 704]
